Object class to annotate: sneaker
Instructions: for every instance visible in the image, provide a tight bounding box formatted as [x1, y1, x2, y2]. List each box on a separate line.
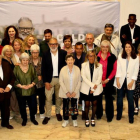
[62, 120, 69, 127]
[40, 114, 45, 119]
[73, 120, 78, 127]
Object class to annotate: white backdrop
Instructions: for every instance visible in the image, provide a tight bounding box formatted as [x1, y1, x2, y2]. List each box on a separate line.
[0, 1, 120, 45]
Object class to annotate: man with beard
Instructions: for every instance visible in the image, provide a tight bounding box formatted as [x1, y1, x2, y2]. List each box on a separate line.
[120, 14, 140, 53]
[39, 29, 52, 57]
[41, 37, 67, 125]
[18, 17, 34, 40]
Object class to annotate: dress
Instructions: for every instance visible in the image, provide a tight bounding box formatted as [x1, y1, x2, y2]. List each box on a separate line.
[134, 63, 140, 98]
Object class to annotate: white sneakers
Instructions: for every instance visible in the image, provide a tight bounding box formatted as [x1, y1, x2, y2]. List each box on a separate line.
[73, 120, 78, 127]
[40, 114, 45, 119]
[62, 120, 69, 127]
[62, 120, 78, 127]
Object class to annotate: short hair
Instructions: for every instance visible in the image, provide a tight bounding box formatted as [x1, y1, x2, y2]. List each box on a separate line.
[18, 17, 33, 27]
[3, 25, 19, 41]
[23, 34, 38, 49]
[104, 24, 114, 30]
[86, 50, 99, 68]
[49, 37, 58, 43]
[122, 41, 136, 59]
[86, 33, 94, 38]
[65, 54, 75, 61]
[44, 29, 52, 35]
[63, 35, 73, 43]
[1, 45, 14, 58]
[30, 44, 40, 52]
[19, 52, 29, 61]
[101, 40, 110, 47]
[75, 42, 83, 48]
[12, 38, 24, 53]
[129, 14, 136, 19]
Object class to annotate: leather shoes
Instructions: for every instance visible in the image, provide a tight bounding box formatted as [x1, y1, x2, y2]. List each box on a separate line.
[31, 119, 38, 125]
[2, 124, 14, 129]
[107, 118, 112, 122]
[129, 119, 134, 124]
[116, 116, 121, 120]
[56, 114, 62, 121]
[42, 117, 50, 125]
[22, 120, 27, 126]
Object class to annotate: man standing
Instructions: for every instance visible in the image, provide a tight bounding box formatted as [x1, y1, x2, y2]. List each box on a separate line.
[41, 37, 67, 125]
[39, 29, 52, 57]
[84, 33, 100, 54]
[120, 14, 140, 52]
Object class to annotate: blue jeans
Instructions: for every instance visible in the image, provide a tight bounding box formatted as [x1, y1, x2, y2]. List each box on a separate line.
[117, 79, 134, 120]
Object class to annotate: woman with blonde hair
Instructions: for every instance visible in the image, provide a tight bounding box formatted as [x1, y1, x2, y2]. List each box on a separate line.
[80, 50, 103, 127]
[23, 34, 38, 55]
[11, 38, 24, 65]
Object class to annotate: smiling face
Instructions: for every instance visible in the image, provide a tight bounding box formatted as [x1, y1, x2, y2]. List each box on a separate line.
[49, 39, 58, 52]
[66, 57, 75, 67]
[88, 52, 95, 64]
[125, 43, 132, 55]
[13, 41, 21, 52]
[44, 33, 52, 42]
[8, 27, 16, 38]
[21, 58, 29, 66]
[5, 49, 12, 59]
[101, 44, 109, 54]
[128, 16, 136, 27]
[104, 27, 113, 37]
[64, 38, 72, 49]
[27, 37, 35, 47]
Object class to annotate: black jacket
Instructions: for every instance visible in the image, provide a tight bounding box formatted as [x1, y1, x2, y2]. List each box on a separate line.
[41, 48, 67, 83]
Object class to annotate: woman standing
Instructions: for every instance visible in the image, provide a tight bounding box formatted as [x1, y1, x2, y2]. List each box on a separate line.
[114, 41, 139, 123]
[59, 54, 81, 127]
[14, 52, 38, 126]
[133, 45, 140, 115]
[62, 35, 75, 54]
[30, 44, 46, 119]
[23, 34, 38, 55]
[1, 25, 20, 46]
[80, 50, 103, 127]
[11, 38, 24, 65]
[96, 40, 117, 122]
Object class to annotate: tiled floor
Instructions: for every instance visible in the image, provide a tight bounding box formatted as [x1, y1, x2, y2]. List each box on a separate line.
[0, 97, 140, 140]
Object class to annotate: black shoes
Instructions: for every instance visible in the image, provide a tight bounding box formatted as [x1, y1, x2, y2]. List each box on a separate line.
[85, 120, 90, 127]
[31, 119, 38, 125]
[1, 124, 14, 129]
[129, 119, 134, 124]
[107, 118, 112, 122]
[116, 115, 121, 120]
[91, 120, 95, 127]
[22, 120, 27, 126]
[42, 117, 50, 125]
[56, 114, 62, 121]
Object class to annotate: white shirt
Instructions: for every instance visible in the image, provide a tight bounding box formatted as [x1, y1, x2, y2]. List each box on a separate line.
[14, 53, 21, 63]
[0, 66, 12, 89]
[86, 44, 95, 51]
[129, 25, 135, 44]
[51, 51, 58, 76]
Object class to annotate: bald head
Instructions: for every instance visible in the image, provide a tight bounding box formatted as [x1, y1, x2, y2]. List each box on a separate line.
[49, 37, 58, 43]
[85, 33, 94, 46]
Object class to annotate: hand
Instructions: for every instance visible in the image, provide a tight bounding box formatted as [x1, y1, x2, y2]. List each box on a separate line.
[102, 79, 109, 84]
[128, 81, 134, 90]
[116, 78, 121, 89]
[15, 63, 20, 66]
[4, 87, 10, 92]
[21, 85, 29, 90]
[45, 83, 52, 90]
[0, 88, 4, 93]
[90, 90, 94, 94]
[66, 92, 71, 98]
[27, 84, 33, 89]
[71, 92, 76, 98]
[122, 34, 127, 39]
[135, 37, 139, 41]
[93, 85, 97, 90]
[38, 76, 42, 81]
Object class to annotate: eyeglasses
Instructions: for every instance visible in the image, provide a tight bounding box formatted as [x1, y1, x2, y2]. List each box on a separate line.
[19, 27, 33, 32]
[49, 43, 58, 46]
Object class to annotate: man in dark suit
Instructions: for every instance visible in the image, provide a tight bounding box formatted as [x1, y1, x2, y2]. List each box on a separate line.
[0, 57, 15, 129]
[41, 37, 67, 125]
[120, 14, 140, 52]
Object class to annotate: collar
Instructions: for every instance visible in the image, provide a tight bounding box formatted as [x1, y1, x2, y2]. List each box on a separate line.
[129, 25, 135, 29]
[97, 51, 111, 58]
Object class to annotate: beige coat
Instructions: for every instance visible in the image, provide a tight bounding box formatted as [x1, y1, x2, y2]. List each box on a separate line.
[59, 65, 81, 99]
[80, 61, 103, 96]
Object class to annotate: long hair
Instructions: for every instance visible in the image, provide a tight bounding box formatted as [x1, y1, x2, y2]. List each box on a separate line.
[23, 34, 38, 50]
[122, 41, 137, 59]
[12, 38, 24, 53]
[85, 50, 99, 68]
[4, 25, 19, 42]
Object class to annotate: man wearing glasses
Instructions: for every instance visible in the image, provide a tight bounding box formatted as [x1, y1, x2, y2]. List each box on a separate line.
[18, 17, 34, 39]
[41, 37, 67, 125]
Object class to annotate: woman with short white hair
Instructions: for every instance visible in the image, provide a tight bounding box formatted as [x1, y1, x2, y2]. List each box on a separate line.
[29, 44, 46, 119]
[14, 52, 38, 126]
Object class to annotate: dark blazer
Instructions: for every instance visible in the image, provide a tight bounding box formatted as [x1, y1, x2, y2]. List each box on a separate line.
[120, 24, 140, 50]
[41, 48, 67, 83]
[0, 59, 16, 101]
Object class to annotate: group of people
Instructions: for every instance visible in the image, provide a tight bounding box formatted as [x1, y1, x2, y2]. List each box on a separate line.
[0, 13, 140, 129]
